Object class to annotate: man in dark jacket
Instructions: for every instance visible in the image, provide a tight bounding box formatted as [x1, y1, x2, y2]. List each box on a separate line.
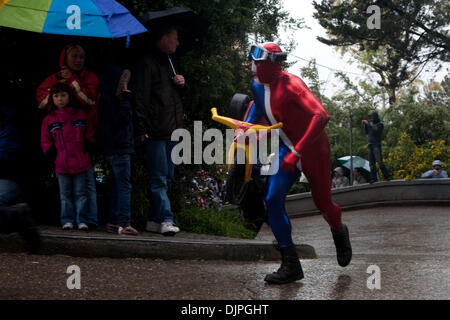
[132, 25, 185, 236]
[362, 111, 390, 183]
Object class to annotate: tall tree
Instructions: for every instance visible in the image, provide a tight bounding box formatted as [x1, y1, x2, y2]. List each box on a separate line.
[313, 0, 450, 106]
[384, 76, 450, 147]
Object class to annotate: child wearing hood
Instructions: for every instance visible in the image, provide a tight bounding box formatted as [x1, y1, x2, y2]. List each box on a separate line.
[332, 167, 349, 188]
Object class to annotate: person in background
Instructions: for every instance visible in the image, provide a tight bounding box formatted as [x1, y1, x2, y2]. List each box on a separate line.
[362, 111, 391, 183]
[36, 44, 99, 113]
[421, 160, 448, 179]
[98, 64, 138, 236]
[352, 167, 367, 185]
[132, 25, 186, 236]
[41, 83, 96, 231]
[0, 80, 40, 253]
[36, 43, 99, 228]
[0, 104, 23, 206]
[332, 167, 349, 188]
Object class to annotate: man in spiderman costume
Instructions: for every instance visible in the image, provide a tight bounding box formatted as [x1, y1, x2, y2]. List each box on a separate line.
[245, 43, 352, 284]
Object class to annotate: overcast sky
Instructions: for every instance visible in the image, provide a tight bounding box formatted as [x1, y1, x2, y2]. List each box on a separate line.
[278, 0, 450, 97]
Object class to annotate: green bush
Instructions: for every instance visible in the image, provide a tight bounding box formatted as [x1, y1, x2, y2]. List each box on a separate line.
[288, 181, 310, 194]
[384, 132, 449, 180]
[174, 207, 257, 239]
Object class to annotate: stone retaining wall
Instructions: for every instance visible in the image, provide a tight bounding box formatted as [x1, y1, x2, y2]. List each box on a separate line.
[225, 178, 450, 217]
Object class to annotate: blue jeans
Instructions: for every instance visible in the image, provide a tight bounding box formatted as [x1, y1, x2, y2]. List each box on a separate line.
[368, 144, 390, 181]
[106, 154, 132, 227]
[0, 179, 22, 206]
[145, 140, 176, 224]
[86, 167, 98, 226]
[57, 171, 90, 226]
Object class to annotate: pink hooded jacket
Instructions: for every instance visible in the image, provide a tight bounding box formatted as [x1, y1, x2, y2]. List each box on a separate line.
[41, 106, 95, 175]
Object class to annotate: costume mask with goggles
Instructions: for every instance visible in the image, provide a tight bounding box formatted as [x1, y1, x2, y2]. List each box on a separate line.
[248, 43, 286, 84]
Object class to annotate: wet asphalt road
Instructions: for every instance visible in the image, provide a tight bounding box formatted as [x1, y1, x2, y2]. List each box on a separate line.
[0, 206, 449, 300]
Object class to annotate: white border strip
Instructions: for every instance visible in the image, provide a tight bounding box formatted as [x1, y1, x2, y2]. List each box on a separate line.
[263, 84, 302, 171]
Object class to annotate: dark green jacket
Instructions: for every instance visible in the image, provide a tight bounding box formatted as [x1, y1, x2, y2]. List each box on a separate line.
[364, 111, 384, 145]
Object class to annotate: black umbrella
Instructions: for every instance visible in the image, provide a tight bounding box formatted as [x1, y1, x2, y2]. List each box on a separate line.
[140, 7, 211, 56]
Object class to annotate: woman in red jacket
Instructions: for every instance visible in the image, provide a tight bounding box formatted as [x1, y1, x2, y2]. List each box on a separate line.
[41, 83, 96, 231]
[37, 44, 99, 228]
[36, 44, 99, 112]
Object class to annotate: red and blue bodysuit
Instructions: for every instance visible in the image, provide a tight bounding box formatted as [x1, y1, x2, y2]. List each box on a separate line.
[246, 43, 343, 247]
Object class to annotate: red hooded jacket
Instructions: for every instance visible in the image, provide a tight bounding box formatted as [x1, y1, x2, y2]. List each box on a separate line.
[36, 45, 99, 133]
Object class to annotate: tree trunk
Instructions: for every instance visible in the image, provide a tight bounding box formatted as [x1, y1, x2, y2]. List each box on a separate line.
[388, 87, 397, 107]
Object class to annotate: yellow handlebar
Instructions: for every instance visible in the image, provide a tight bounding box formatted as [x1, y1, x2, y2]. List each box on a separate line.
[211, 108, 282, 132]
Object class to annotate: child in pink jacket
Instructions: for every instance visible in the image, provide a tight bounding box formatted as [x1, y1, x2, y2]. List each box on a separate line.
[41, 83, 96, 230]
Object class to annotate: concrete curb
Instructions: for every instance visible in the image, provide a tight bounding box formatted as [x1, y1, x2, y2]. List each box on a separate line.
[0, 232, 317, 261]
[3, 180, 448, 262]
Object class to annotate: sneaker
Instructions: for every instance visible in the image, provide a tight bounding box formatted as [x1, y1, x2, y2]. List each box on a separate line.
[62, 222, 73, 230]
[78, 223, 89, 231]
[160, 221, 180, 236]
[106, 223, 120, 233]
[145, 221, 161, 233]
[118, 226, 138, 236]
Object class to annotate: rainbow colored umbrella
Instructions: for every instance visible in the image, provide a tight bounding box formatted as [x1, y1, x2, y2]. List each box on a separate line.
[0, 0, 147, 41]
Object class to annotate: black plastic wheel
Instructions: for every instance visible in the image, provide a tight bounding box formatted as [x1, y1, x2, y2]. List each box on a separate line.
[226, 160, 249, 205]
[228, 93, 250, 120]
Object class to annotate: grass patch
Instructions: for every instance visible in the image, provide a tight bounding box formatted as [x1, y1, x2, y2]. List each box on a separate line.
[174, 207, 257, 239]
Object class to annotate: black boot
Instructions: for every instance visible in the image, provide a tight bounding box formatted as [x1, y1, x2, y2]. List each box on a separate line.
[264, 245, 304, 284]
[331, 224, 352, 267]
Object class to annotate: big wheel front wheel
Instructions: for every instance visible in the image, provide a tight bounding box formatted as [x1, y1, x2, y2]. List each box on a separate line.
[226, 162, 249, 205]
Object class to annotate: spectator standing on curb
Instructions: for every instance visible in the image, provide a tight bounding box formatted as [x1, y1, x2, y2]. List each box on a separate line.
[98, 64, 138, 235]
[362, 111, 391, 183]
[132, 25, 186, 236]
[0, 104, 23, 206]
[421, 160, 448, 179]
[0, 90, 40, 252]
[40, 83, 96, 231]
[36, 44, 99, 228]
